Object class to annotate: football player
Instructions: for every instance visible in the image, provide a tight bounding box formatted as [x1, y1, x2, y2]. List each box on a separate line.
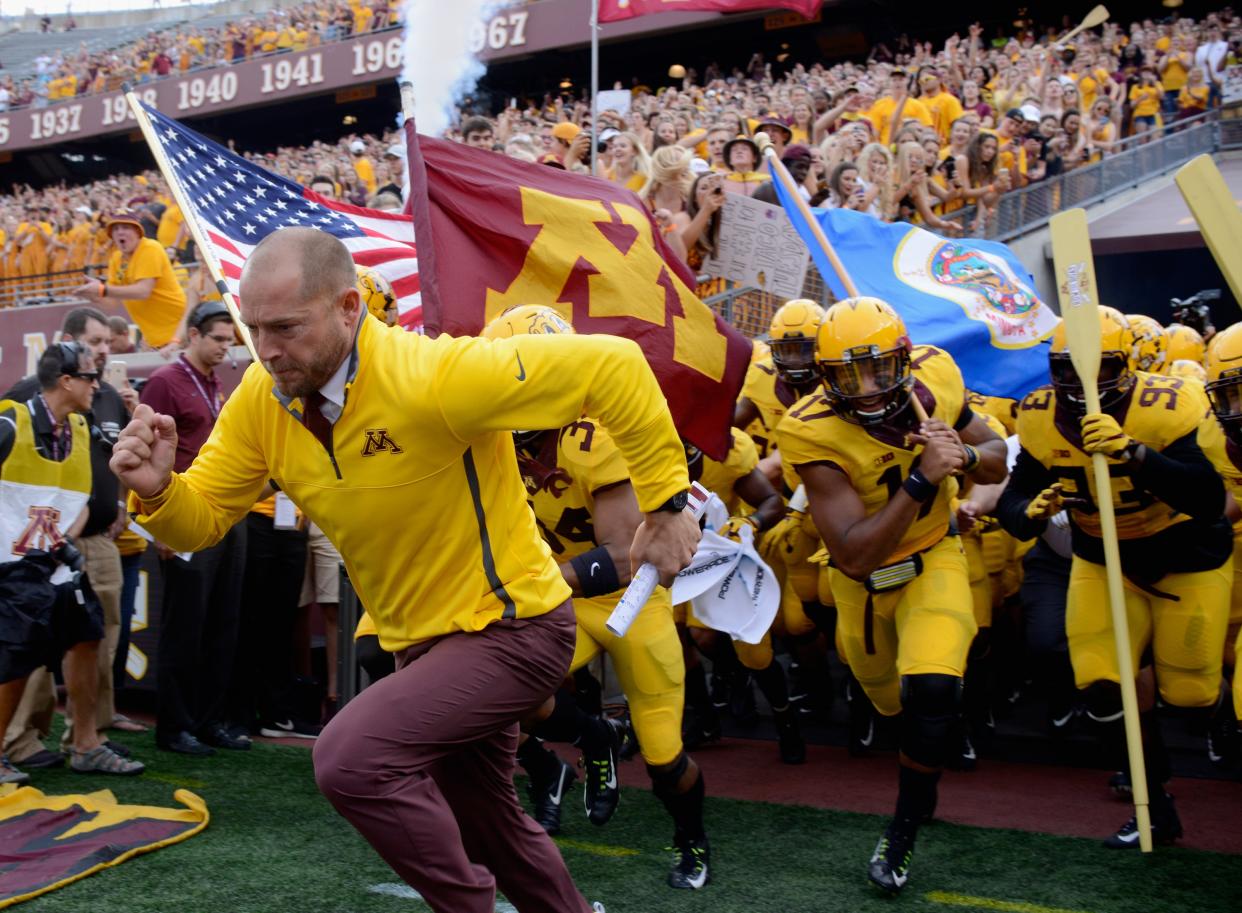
[680, 430, 804, 762]
[775, 297, 1007, 893]
[997, 309, 1231, 847]
[1197, 323, 1242, 765]
[484, 306, 712, 891]
[734, 299, 825, 462]
[734, 299, 837, 721]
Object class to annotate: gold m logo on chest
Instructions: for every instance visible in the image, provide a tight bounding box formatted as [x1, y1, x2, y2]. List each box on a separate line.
[13, 506, 64, 555]
[361, 428, 403, 457]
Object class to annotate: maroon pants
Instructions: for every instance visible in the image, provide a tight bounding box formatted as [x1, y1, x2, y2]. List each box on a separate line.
[313, 601, 591, 913]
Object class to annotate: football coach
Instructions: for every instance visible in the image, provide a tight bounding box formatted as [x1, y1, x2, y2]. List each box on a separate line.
[110, 227, 699, 913]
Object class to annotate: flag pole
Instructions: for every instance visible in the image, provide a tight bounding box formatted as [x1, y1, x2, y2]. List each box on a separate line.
[122, 84, 259, 362]
[590, 0, 600, 176]
[755, 130, 929, 422]
[400, 81, 415, 127]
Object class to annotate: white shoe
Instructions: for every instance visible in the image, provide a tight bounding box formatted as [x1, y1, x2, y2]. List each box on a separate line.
[592, 904, 606, 912]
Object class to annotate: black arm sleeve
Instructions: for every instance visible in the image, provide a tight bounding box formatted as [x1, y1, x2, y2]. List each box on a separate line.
[996, 447, 1055, 541]
[1132, 431, 1225, 521]
[0, 407, 16, 467]
[953, 404, 975, 432]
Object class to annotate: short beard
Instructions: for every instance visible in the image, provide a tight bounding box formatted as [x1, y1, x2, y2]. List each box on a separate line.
[268, 333, 351, 400]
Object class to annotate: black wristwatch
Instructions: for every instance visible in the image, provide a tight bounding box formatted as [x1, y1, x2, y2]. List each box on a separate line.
[654, 490, 689, 513]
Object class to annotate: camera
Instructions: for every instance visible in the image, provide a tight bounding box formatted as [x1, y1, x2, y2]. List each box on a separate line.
[1170, 289, 1220, 336]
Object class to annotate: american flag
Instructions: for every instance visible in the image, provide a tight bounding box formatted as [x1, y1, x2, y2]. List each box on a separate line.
[141, 102, 422, 331]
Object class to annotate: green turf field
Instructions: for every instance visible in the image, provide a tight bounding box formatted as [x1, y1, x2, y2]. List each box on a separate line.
[12, 732, 1242, 913]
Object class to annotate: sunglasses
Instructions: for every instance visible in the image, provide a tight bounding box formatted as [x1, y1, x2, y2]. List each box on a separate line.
[68, 370, 100, 382]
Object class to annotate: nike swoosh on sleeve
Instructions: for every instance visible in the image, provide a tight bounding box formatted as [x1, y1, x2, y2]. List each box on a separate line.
[515, 351, 527, 381]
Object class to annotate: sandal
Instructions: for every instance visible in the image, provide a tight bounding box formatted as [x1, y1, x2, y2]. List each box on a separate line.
[111, 714, 149, 733]
[70, 744, 145, 776]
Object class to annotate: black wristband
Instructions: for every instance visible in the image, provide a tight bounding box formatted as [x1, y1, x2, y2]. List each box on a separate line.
[962, 443, 980, 474]
[902, 468, 938, 503]
[570, 546, 622, 598]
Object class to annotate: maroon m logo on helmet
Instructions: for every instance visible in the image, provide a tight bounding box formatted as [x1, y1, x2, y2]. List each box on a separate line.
[12, 506, 64, 555]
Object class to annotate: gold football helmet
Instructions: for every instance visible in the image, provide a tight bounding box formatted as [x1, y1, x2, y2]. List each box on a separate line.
[1168, 359, 1207, 383]
[356, 265, 398, 327]
[815, 297, 912, 425]
[1125, 313, 1169, 374]
[768, 298, 825, 387]
[481, 304, 574, 339]
[1166, 323, 1206, 365]
[1048, 308, 1135, 412]
[1205, 323, 1242, 444]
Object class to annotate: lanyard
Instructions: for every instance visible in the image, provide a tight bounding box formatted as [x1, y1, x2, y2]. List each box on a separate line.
[178, 355, 219, 420]
[35, 394, 70, 461]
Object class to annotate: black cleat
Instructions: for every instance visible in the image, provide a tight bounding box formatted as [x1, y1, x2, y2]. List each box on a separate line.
[614, 712, 640, 762]
[1108, 770, 1131, 797]
[682, 705, 722, 751]
[668, 836, 711, 889]
[775, 709, 806, 765]
[583, 717, 624, 826]
[529, 755, 576, 835]
[868, 823, 915, 893]
[1104, 795, 1182, 849]
[1207, 715, 1240, 767]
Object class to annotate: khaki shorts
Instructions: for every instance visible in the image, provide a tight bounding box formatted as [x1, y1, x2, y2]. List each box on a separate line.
[300, 523, 343, 607]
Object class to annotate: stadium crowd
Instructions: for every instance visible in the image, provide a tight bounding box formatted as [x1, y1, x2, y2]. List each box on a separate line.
[3, 8, 1239, 289]
[0, 0, 401, 110]
[0, 6, 1241, 901]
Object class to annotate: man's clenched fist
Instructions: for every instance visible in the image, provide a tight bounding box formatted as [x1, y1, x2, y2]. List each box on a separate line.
[110, 403, 179, 500]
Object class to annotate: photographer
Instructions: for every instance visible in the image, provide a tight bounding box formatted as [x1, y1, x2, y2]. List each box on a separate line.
[0, 343, 144, 783]
[3, 308, 138, 771]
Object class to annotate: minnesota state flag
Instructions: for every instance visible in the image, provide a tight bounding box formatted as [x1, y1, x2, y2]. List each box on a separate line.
[404, 123, 752, 460]
[773, 183, 1058, 401]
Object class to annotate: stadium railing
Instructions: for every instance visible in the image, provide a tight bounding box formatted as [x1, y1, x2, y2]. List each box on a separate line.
[0, 264, 110, 309]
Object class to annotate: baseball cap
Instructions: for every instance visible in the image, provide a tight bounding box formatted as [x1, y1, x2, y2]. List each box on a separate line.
[551, 122, 581, 142]
[188, 300, 232, 331]
[349, 139, 365, 154]
[384, 143, 405, 159]
[1020, 103, 1042, 123]
[1003, 108, 1027, 122]
[598, 127, 620, 145]
[781, 143, 812, 163]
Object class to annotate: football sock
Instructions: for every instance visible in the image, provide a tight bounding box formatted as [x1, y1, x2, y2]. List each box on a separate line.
[651, 761, 706, 843]
[533, 689, 611, 755]
[685, 663, 712, 712]
[516, 737, 561, 785]
[754, 659, 791, 712]
[894, 763, 940, 829]
[1138, 709, 1173, 815]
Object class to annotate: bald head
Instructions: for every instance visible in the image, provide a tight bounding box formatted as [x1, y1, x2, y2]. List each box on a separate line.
[238, 227, 363, 400]
[242, 227, 356, 309]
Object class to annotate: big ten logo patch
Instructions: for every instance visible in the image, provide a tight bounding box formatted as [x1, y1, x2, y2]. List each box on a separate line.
[361, 428, 403, 456]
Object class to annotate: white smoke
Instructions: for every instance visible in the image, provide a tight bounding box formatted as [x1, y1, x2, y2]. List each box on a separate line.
[400, 0, 501, 136]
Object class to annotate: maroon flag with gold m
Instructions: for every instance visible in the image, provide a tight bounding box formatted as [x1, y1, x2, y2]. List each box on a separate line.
[404, 124, 752, 461]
